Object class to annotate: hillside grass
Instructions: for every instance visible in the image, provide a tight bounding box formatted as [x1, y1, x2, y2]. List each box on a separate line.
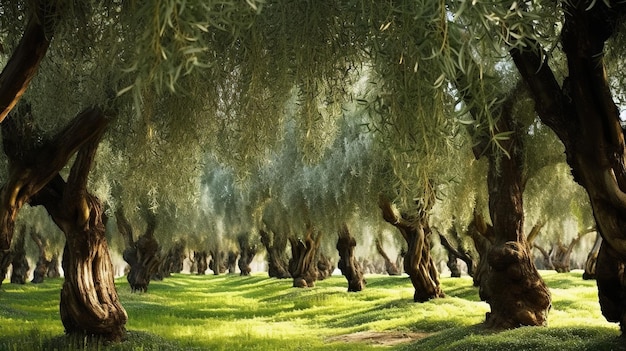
[0, 270, 625, 350]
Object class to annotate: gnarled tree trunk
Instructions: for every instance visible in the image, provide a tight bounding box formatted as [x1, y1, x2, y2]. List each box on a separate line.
[47, 252, 60, 278]
[336, 224, 365, 292]
[30, 229, 51, 284]
[10, 225, 29, 284]
[513, 1, 626, 332]
[374, 237, 401, 276]
[468, 212, 494, 287]
[227, 251, 238, 274]
[438, 228, 475, 277]
[259, 229, 290, 278]
[209, 249, 226, 275]
[3, 107, 127, 341]
[316, 252, 334, 280]
[583, 233, 602, 280]
[237, 234, 257, 276]
[379, 196, 444, 302]
[117, 208, 161, 293]
[157, 240, 186, 278]
[288, 228, 321, 288]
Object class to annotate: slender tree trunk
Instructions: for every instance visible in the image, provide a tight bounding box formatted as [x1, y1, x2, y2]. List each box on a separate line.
[288, 228, 321, 288]
[583, 233, 602, 280]
[209, 249, 226, 275]
[237, 234, 257, 276]
[259, 229, 290, 278]
[227, 251, 238, 274]
[513, 2, 626, 331]
[30, 229, 50, 284]
[10, 225, 29, 284]
[374, 238, 401, 276]
[336, 224, 365, 292]
[533, 244, 555, 271]
[379, 196, 444, 302]
[438, 228, 475, 277]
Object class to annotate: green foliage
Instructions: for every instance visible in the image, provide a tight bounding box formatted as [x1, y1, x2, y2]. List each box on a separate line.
[0, 272, 623, 351]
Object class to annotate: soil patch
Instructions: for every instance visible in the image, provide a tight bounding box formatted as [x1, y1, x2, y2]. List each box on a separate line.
[327, 331, 432, 346]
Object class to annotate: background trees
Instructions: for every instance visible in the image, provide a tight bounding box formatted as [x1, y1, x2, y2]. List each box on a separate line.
[0, 0, 619, 341]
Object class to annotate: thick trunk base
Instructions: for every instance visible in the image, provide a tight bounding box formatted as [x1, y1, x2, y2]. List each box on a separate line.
[481, 242, 551, 328]
[337, 227, 366, 292]
[60, 229, 127, 341]
[596, 241, 626, 333]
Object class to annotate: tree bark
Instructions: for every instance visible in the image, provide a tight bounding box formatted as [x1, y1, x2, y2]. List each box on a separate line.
[116, 207, 161, 293]
[583, 232, 602, 280]
[512, 2, 626, 331]
[30, 228, 50, 284]
[6, 107, 127, 341]
[227, 251, 238, 274]
[259, 229, 290, 278]
[288, 228, 321, 288]
[10, 225, 29, 284]
[46, 252, 60, 278]
[316, 252, 334, 280]
[379, 195, 444, 302]
[209, 249, 226, 275]
[437, 228, 475, 277]
[0, 249, 12, 287]
[336, 224, 365, 292]
[237, 234, 257, 276]
[467, 212, 494, 287]
[195, 251, 208, 275]
[0, 2, 55, 123]
[157, 240, 186, 278]
[374, 237, 401, 276]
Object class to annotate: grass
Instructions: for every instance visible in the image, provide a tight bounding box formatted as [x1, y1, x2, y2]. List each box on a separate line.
[0, 270, 625, 350]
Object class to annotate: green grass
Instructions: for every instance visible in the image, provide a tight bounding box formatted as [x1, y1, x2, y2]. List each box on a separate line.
[1, 270, 625, 350]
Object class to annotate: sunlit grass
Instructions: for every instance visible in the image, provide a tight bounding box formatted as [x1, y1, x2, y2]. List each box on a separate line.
[1, 270, 625, 350]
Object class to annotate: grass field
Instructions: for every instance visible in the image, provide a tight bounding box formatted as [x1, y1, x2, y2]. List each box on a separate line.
[1, 270, 625, 350]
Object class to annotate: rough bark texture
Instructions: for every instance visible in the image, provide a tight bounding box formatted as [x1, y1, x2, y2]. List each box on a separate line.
[237, 234, 257, 276]
[379, 196, 444, 302]
[259, 229, 291, 279]
[374, 238, 401, 276]
[288, 228, 321, 288]
[9, 225, 29, 284]
[512, 2, 626, 331]
[583, 233, 602, 280]
[336, 224, 365, 292]
[117, 208, 161, 293]
[4, 107, 127, 341]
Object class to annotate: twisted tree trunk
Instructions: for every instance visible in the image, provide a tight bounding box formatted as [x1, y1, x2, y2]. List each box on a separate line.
[30, 229, 51, 284]
[237, 234, 257, 276]
[10, 225, 29, 284]
[316, 253, 334, 280]
[513, 1, 626, 331]
[379, 196, 444, 302]
[227, 251, 238, 274]
[117, 208, 161, 293]
[259, 229, 290, 278]
[438, 228, 475, 277]
[374, 237, 401, 276]
[4, 107, 127, 341]
[336, 224, 365, 292]
[288, 228, 321, 288]
[583, 233, 602, 280]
